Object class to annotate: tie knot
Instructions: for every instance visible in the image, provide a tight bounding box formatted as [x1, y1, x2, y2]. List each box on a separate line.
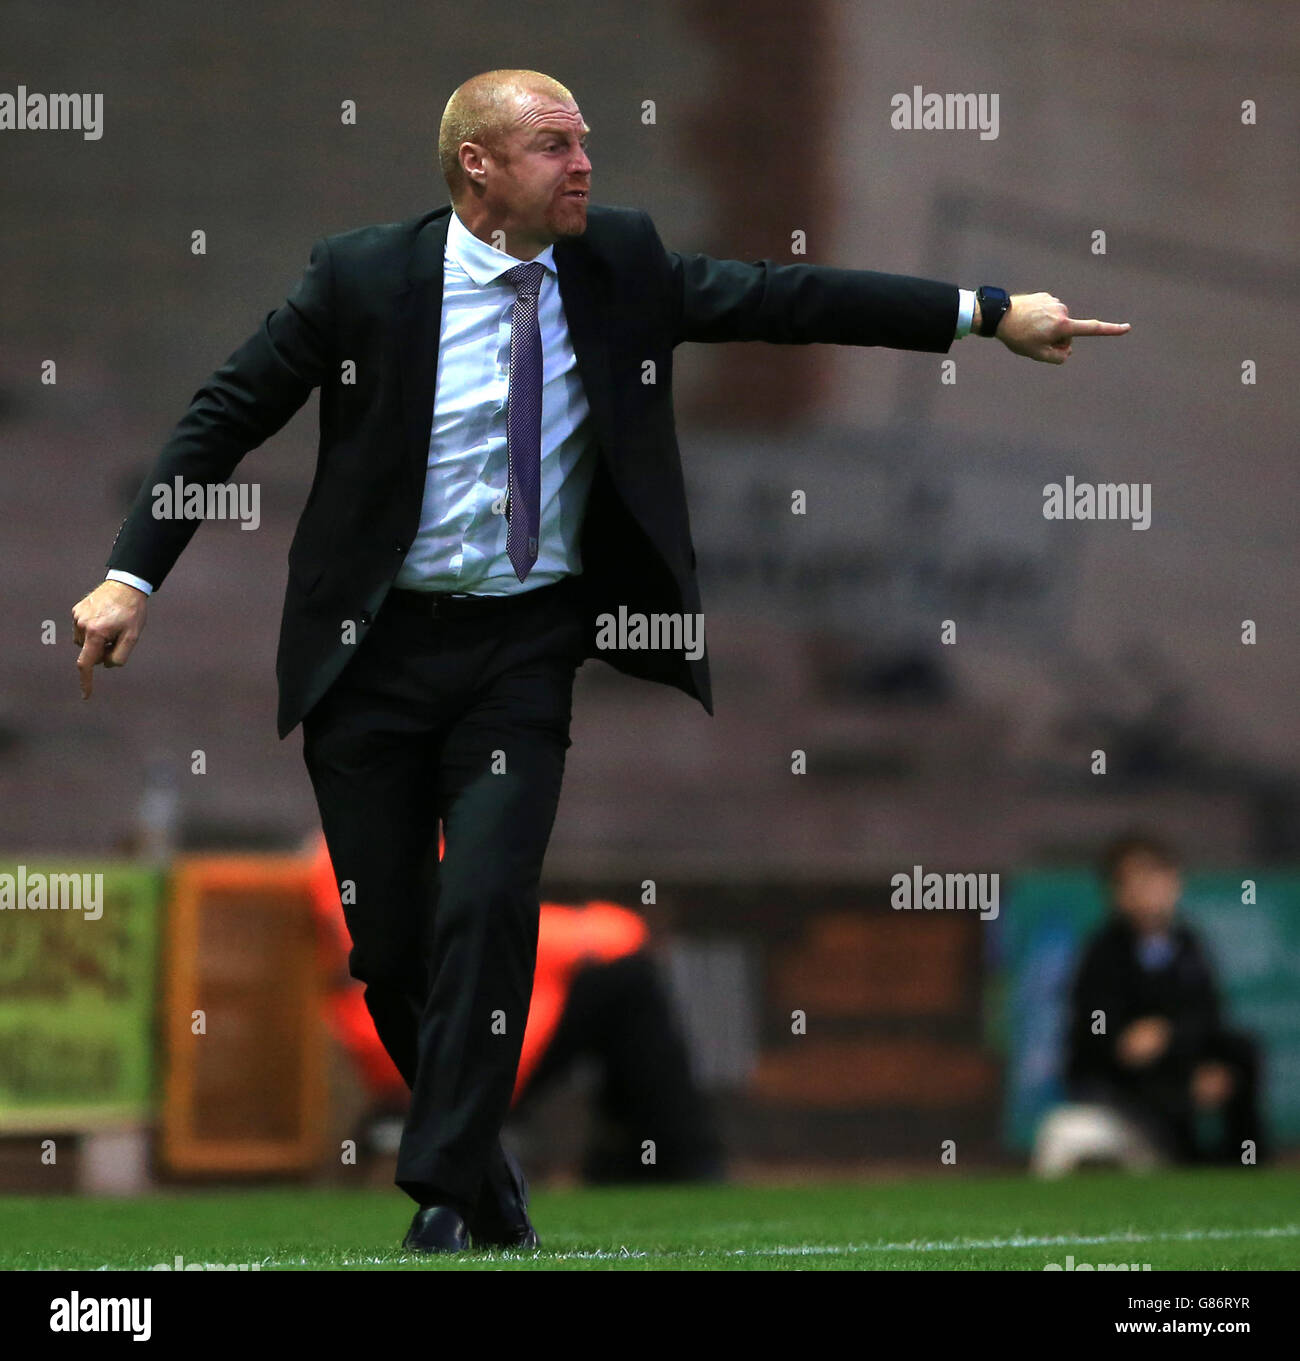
[502, 261, 546, 299]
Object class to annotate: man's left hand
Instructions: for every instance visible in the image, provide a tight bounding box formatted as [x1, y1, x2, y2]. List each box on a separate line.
[997, 292, 1131, 364]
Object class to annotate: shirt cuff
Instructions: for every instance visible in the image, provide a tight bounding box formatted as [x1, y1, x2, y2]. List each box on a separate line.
[106, 570, 155, 596]
[955, 288, 976, 339]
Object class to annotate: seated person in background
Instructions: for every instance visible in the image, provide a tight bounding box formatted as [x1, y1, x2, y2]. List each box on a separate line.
[1064, 833, 1269, 1165]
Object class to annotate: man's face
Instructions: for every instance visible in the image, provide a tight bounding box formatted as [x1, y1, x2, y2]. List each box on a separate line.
[1112, 853, 1181, 934]
[475, 93, 591, 244]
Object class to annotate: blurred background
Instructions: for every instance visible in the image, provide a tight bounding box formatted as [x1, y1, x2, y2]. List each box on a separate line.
[1, 1, 1297, 1197]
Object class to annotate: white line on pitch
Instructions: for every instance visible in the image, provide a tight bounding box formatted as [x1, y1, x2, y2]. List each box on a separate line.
[237, 1223, 1300, 1266]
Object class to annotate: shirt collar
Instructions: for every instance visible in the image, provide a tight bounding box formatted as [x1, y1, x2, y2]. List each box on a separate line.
[1136, 931, 1177, 971]
[447, 207, 557, 287]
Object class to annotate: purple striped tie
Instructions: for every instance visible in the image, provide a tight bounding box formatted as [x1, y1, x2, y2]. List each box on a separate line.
[502, 261, 546, 582]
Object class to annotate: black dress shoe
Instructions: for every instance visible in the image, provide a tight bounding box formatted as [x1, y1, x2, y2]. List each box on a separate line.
[401, 1205, 469, 1254]
[468, 1147, 540, 1250]
[474, 1221, 540, 1250]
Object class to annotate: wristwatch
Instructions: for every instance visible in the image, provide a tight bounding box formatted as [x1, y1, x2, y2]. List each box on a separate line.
[975, 285, 1011, 337]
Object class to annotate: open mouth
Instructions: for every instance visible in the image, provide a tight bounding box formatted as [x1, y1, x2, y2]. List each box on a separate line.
[562, 189, 588, 199]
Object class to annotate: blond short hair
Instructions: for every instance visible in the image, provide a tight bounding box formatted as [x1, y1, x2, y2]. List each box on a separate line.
[438, 69, 575, 198]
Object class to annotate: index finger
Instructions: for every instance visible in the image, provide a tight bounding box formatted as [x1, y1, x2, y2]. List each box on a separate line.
[1065, 318, 1131, 336]
[76, 634, 107, 699]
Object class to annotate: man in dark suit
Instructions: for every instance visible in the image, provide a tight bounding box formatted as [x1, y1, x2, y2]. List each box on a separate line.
[72, 68, 1131, 1252]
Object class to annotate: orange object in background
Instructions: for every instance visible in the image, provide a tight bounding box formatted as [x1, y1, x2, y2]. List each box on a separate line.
[306, 831, 647, 1106]
[163, 856, 328, 1176]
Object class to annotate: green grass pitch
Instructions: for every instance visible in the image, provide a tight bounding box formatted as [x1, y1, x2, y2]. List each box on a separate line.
[5, 1169, 1296, 1270]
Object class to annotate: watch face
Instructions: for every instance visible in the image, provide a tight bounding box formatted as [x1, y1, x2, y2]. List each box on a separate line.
[978, 288, 1007, 334]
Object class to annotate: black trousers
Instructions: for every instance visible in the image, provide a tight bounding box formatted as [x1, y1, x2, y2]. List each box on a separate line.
[301, 573, 587, 1219]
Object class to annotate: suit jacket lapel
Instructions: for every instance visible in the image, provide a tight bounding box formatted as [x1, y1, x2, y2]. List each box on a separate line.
[395, 208, 452, 501]
[554, 237, 616, 464]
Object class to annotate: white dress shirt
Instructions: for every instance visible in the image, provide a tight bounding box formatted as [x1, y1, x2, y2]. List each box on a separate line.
[392, 206, 596, 595]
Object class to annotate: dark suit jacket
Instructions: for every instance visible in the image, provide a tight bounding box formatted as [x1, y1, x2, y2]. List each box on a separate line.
[107, 203, 961, 737]
[1064, 916, 1223, 1094]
